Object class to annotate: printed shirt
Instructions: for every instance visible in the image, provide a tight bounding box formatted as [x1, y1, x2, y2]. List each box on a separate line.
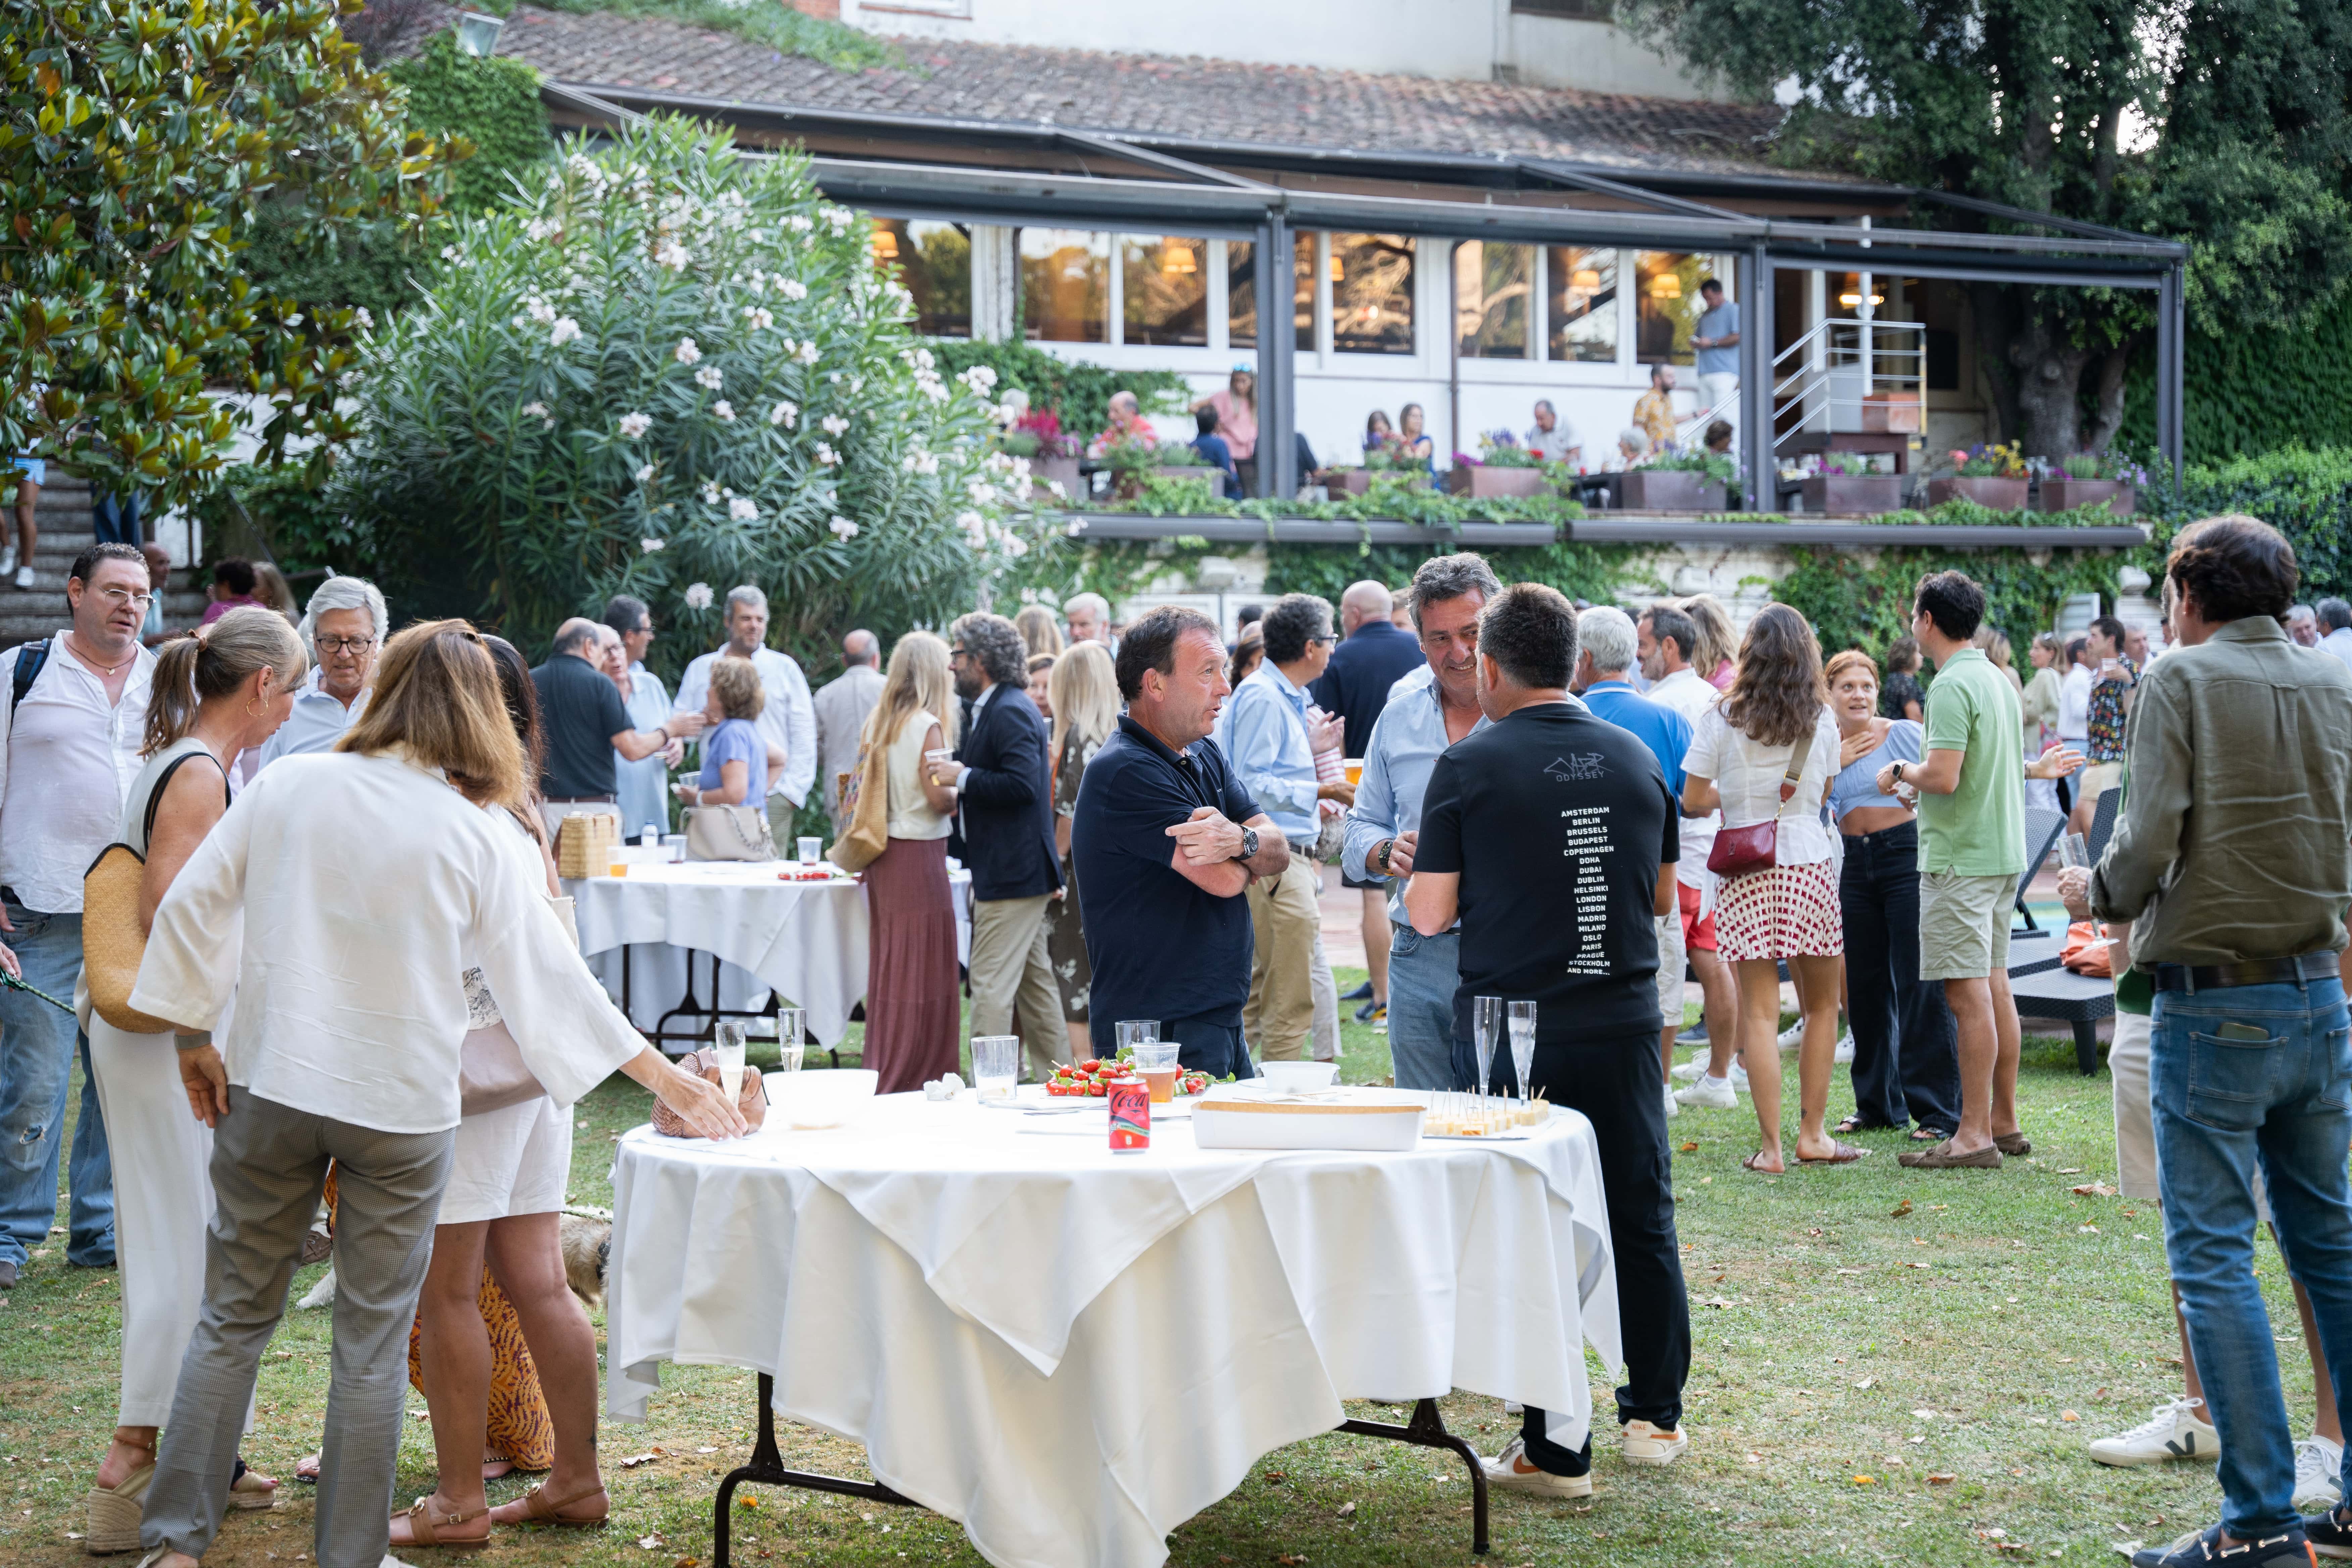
[2085, 656, 2138, 763]
[1632, 389, 1677, 450]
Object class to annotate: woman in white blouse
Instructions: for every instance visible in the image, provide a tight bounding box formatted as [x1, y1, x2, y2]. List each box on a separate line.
[1680, 605, 1856, 1173]
[129, 622, 744, 1568]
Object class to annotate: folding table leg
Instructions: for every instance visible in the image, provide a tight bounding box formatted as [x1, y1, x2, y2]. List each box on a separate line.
[2073, 1019, 2100, 1077]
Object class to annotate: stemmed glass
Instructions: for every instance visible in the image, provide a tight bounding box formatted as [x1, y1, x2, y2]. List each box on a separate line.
[1473, 996, 1502, 1129]
[1507, 1000, 1536, 1113]
[775, 1007, 805, 1075]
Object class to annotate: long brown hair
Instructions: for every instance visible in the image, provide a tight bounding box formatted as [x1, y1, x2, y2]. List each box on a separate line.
[144, 606, 309, 758]
[1719, 603, 1825, 747]
[337, 620, 525, 808]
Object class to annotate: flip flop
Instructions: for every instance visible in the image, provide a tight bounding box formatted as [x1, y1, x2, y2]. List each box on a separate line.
[1909, 1126, 1949, 1142]
[1740, 1149, 1782, 1174]
[1798, 1140, 1868, 1165]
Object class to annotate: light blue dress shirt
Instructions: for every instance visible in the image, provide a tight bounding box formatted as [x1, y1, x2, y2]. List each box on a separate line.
[1342, 676, 1495, 925]
[253, 670, 366, 773]
[617, 663, 674, 837]
[1221, 662, 1322, 843]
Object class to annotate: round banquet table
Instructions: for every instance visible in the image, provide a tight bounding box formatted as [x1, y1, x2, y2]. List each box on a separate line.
[566, 862, 972, 1046]
[606, 1087, 1621, 1568]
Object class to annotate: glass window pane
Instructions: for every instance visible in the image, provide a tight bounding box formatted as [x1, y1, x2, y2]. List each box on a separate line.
[1546, 246, 1617, 362]
[1635, 251, 1725, 366]
[1018, 229, 1108, 343]
[1454, 242, 1531, 359]
[1120, 235, 1208, 347]
[1229, 240, 1255, 348]
[870, 218, 971, 338]
[1294, 233, 1316, 351]
[1331, 234, 1414, 355]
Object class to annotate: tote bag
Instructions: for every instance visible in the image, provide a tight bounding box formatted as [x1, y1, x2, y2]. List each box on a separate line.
[825, 734, 891, 873]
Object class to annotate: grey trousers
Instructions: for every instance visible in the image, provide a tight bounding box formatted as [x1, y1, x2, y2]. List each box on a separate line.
[142, 1091, 453, 1568]
[969, 893, 1064, 1079]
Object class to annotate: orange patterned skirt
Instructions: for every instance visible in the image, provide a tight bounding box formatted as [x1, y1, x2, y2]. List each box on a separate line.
[323, 1166, 554, 1472]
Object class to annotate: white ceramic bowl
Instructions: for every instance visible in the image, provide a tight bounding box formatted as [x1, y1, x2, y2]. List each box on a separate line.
[1257, 1059, 1340, 1095]
[769, 1068, 878, 1129]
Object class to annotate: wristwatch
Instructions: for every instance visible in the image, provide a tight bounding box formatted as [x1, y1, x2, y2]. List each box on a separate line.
[1235, 826, 1260, 862]
[1371, 838, 1394, 876]
[1891, 761, 1908, 787]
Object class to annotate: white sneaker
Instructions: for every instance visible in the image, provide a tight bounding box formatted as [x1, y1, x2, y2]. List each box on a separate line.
[1622, 1419, 1688, 1466]
[1662, 1083, 1680, 1118]
[1728, 1061, 1750, 1092]
[2086, 1396, 2221, 1467]
[12, 566, 31, 590]
[1778, 1020, 1805, 1053]
[0, 545, 16, 576]
[2296, 1435, 2345, 1514]
[1480, 1435, 1594, 1498]
[1675, 1075, 1736, 1110]
[1670, 1049, 1709, 1082]
[1833, 1033, 1855, 1064]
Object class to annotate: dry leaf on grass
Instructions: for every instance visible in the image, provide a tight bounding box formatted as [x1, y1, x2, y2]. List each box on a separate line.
[2072, 1181, 2119, 1197]
[621, 1452, 662, 1468]
[1927, 1472, 1956, 1484]
[1852, 1475, 1876, 1485]
[1680, 1141, 1698, 1153]
[1890, 1198, 1912, 1218]
[636, 1535, 665, 1551]
[1336, 1501, 1356, 1518]
[1854, 1376, 1876, 1389]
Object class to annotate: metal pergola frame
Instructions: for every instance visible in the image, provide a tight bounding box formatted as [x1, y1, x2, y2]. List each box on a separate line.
[544, 83, 2190, 512]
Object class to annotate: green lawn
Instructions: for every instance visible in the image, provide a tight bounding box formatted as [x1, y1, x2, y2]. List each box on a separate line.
[0, 976, 2314, 1566]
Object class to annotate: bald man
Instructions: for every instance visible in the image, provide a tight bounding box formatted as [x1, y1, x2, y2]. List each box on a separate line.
[814, 628, 887, 817]
[532, 616, 699, 839]
[1309, 580, 1431, 1025]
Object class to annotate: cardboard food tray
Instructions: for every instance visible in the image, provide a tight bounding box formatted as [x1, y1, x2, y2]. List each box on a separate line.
[1190, 1092, 1423, 1152]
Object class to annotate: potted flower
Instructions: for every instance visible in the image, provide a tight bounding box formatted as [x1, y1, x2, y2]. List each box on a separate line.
[1444, 430, 1552, 498]
[1925, 443, 2030, 510]
[1004, 409, 1083, 500]
[1332, 447, 1432, 496]
[1800, 450, 1907, 514]
[2038, 450, 2143, 515]
[1622, 451, 1735, 512]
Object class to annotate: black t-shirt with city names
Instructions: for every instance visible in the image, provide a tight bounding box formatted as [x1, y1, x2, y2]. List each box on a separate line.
[532, 652, 635, 800]
[1415, 701, 1679, 1045]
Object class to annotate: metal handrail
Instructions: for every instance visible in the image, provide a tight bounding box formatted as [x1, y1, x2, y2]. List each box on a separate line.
[1770, 318, 1927, 447]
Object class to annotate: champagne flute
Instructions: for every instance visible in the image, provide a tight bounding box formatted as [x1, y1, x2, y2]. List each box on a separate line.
[1473, 995, 1502, 1117]
[1507, 1000, 1536, 1111]
[713, 1020, 748, 1105]
[775, 1007, 805, 1075]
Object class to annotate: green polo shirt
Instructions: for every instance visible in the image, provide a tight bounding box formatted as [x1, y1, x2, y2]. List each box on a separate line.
[1917, 647, 2025, 877]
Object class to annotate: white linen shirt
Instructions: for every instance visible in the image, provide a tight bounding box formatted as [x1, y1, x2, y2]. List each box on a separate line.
[616, 664, 673, 837]
[674, 646, 817, 809]
[2057, 663, 2093, 740]
[1682, 704, 1841, 866]
[128, 750, 645, 1135]
[0, 633, 157, 913]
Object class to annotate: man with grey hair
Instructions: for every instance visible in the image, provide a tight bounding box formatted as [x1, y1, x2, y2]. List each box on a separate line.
[1342, 552, 1500, 1090]
[603, 594, 683, 838]
[1524, 398, 1580, 465]
[1064, 591, 1114, 651]
[813, 629, 885, 818]
[674, 584, 817, 846]
[254, 573, 391, 771]
[2288, 603, 2319, 647]
[930, 612, 1063, 1077]
[537, 617, 698, 838]
[1574, 605, 1697, 1121]
[2318, 597, 2352, 673]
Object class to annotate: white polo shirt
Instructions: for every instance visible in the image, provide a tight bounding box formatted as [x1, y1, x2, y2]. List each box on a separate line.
[0, 632, 157, 913]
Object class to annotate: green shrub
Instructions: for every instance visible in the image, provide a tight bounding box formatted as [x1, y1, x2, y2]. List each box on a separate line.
[332, 116, 1035, 671]
[387, 31, 553, 216]
[931, 340, 1193, 444]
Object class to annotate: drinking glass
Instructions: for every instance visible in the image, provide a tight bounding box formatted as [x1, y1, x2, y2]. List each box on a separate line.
[797, 836, 822, 866]
[1507, 1000, 1537, 1105]
[972, 1035, 1019, 1105]
[774, 1008, 805, 1074]
[713, 1020, 748, 1105]
[1472, 996, 1502, 1101]
[2058, 832, 2090, 870]
[1133, 1040, 1180, 1072]
[1115, 1019, 1161, 1058]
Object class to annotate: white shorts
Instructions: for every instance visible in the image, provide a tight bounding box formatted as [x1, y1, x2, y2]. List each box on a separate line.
[2111, 1008, 2270, 1221]
[440, 1095, 573, 1225]
[1656, 912, 1686, 1024]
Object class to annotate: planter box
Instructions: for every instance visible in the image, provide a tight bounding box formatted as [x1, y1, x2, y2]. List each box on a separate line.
[1800, 474, 1908, 514]
[1860, 392, 1922, 434]
[1443, 465, 1551, 499]
[1033, 456, 1082, 500]
[1331, 469, 1431, 496]
[1926, 476, 2030, 510]
[1153, 464, 1223, 487]
[1619, 470, 1726, 512]
[2037, 479, 2137, 516]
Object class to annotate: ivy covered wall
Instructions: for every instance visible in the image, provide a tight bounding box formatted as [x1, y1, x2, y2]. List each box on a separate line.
[2119, 290, 2352, 466]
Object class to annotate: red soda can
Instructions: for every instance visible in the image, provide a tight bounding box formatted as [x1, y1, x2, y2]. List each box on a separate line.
[1107, 1075, 1150, 1152]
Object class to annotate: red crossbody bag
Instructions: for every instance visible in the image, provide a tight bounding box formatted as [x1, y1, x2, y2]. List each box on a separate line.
[1704, 725, 1817, 880]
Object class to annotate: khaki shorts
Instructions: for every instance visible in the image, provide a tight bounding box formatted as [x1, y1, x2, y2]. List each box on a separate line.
[1918, 870, 2020, 980]
[1656, 912, 1686, 1025]
[2079, 760, 2124, 801]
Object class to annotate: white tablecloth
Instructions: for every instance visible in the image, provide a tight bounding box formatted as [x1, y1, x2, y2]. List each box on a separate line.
[607, 1090, 1619, 1568]
[566, 863, 971, 1046]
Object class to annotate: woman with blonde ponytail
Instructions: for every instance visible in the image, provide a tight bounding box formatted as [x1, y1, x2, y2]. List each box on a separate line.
[82, 605, 308, 1551]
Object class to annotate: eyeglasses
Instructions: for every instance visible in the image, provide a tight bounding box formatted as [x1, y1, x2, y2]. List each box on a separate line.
[95, 587, 154, 612]
[318, 636, 377, 654]
[948, 648, 973, 662]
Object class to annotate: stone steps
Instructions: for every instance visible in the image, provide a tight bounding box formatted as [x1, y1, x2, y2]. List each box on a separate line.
[0, 474, 210, 648]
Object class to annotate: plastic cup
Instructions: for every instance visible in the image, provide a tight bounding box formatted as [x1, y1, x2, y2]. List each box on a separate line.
[972, 1034, 1019, 1104]
[1343, 758, 1364, 786]
[1140, 1067, 1180, 1104]
[798, 836, 822, 866]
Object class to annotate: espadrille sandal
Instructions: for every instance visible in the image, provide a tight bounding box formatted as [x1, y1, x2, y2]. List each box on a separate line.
[83, 1456, 154, 1555]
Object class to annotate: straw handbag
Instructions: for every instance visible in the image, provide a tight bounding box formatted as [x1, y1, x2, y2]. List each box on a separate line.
[825, 735, 890, 873]
[82, 750, 222, 1034]
[650, 1049, 768, 1136]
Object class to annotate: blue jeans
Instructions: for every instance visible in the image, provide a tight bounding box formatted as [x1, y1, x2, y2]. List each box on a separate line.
[1386, 925, 1463, 1092]
[0, 896, 111, 1267]
[2151, 974, 2352, 1537]
[90, 492, 142, 547]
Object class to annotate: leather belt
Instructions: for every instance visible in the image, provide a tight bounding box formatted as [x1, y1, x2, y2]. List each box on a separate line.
[2150, 950, 2340, 993]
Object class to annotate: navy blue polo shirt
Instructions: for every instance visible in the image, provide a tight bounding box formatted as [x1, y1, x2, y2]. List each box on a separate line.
[1072, 715, 1262, 1030]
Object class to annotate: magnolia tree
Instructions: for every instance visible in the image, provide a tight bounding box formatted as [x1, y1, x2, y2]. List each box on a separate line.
[338, 116, 1038, 660]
